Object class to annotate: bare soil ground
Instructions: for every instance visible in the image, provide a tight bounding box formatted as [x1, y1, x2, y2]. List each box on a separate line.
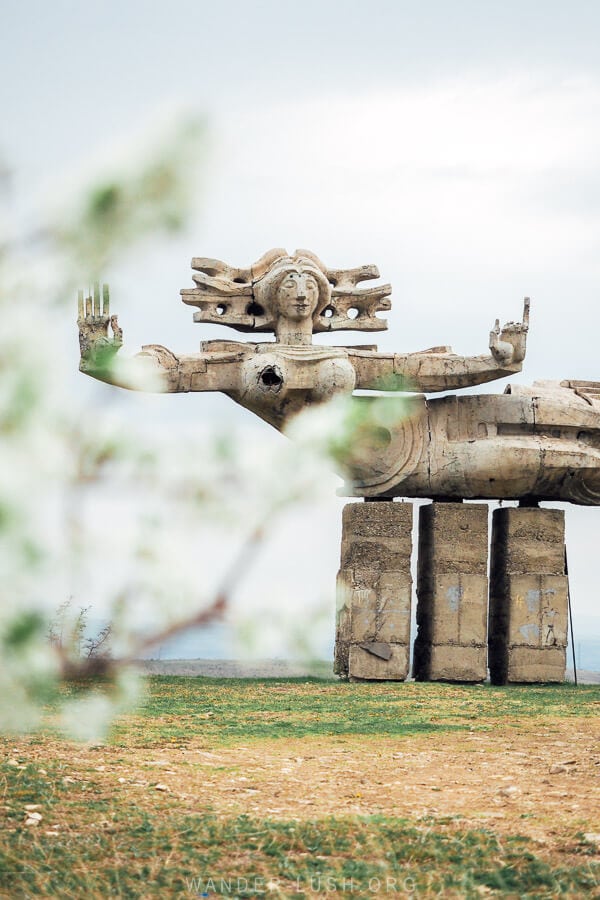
[12, 714, 599, 865]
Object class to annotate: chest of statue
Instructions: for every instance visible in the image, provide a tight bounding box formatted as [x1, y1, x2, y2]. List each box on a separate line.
[234, 345, 357, 427]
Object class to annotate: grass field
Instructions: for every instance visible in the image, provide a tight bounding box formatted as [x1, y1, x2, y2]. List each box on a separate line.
[1, 678, 599, 898]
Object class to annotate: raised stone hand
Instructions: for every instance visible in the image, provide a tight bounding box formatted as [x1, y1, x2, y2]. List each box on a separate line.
[77, 283, 123, 371]
[489, 297, 530, 365]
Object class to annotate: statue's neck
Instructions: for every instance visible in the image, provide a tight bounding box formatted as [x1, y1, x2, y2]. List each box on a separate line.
[275, 320, 313, 346]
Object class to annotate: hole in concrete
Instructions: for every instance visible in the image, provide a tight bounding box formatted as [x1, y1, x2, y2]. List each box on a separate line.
[216, 304, 227, 316]
[246, 301, 265, 317]
[321, 306, 335, 318]
[348, 307, 359, 319]
[260, 366, 283, 391]
[233, 277, 246, 284]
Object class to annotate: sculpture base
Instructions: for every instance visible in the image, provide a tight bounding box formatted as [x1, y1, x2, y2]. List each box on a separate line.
[335, 501, 413, 681]
[413, 502, 488, 683]
[489, 508, 568, 684]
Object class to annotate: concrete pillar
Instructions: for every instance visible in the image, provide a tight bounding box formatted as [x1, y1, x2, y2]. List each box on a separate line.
[489, 507, 568, 684]
[413, 502, 488, 682]
[335, 500, 413, 680]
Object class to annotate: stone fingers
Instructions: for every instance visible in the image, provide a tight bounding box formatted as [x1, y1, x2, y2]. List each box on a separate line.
[522, 296, 530, 331]
[77, 284, 112, 330]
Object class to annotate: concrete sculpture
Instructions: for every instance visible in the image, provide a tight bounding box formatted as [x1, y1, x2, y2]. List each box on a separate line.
[78, 249, 594, 684]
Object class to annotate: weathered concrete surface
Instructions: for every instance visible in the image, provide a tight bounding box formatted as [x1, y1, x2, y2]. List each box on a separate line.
[489, 507, 568, 684]
[426, 645, 488, 682]
[341, 382, 600, 503]
[348, 644, 409, 680]
[413, 502, 488, 682]
[335, 501, 413, 680]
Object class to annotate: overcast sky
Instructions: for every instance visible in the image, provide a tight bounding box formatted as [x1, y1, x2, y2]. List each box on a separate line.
[3, 1, 600, 649]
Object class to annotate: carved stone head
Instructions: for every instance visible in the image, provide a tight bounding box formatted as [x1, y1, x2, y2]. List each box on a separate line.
[253, 252, 332, 326]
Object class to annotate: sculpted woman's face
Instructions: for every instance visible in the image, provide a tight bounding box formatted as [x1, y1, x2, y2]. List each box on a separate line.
[274, 271, 320, 322]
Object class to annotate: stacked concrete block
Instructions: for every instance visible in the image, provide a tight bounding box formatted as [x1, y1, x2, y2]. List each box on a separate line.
[413, 502, 489, 682]
[489, 507, 568, 684]
[335, 500, 413, 680]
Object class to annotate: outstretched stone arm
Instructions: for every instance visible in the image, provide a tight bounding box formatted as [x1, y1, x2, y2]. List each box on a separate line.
[77, 286, 243, 393]
[351, 299, 530, 392]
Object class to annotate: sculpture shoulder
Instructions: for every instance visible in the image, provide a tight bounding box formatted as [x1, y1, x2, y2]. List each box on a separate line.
[198, 339, 256, 358]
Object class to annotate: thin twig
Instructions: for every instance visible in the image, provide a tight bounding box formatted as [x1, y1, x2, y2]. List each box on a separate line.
[119, 594, 227, 666]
